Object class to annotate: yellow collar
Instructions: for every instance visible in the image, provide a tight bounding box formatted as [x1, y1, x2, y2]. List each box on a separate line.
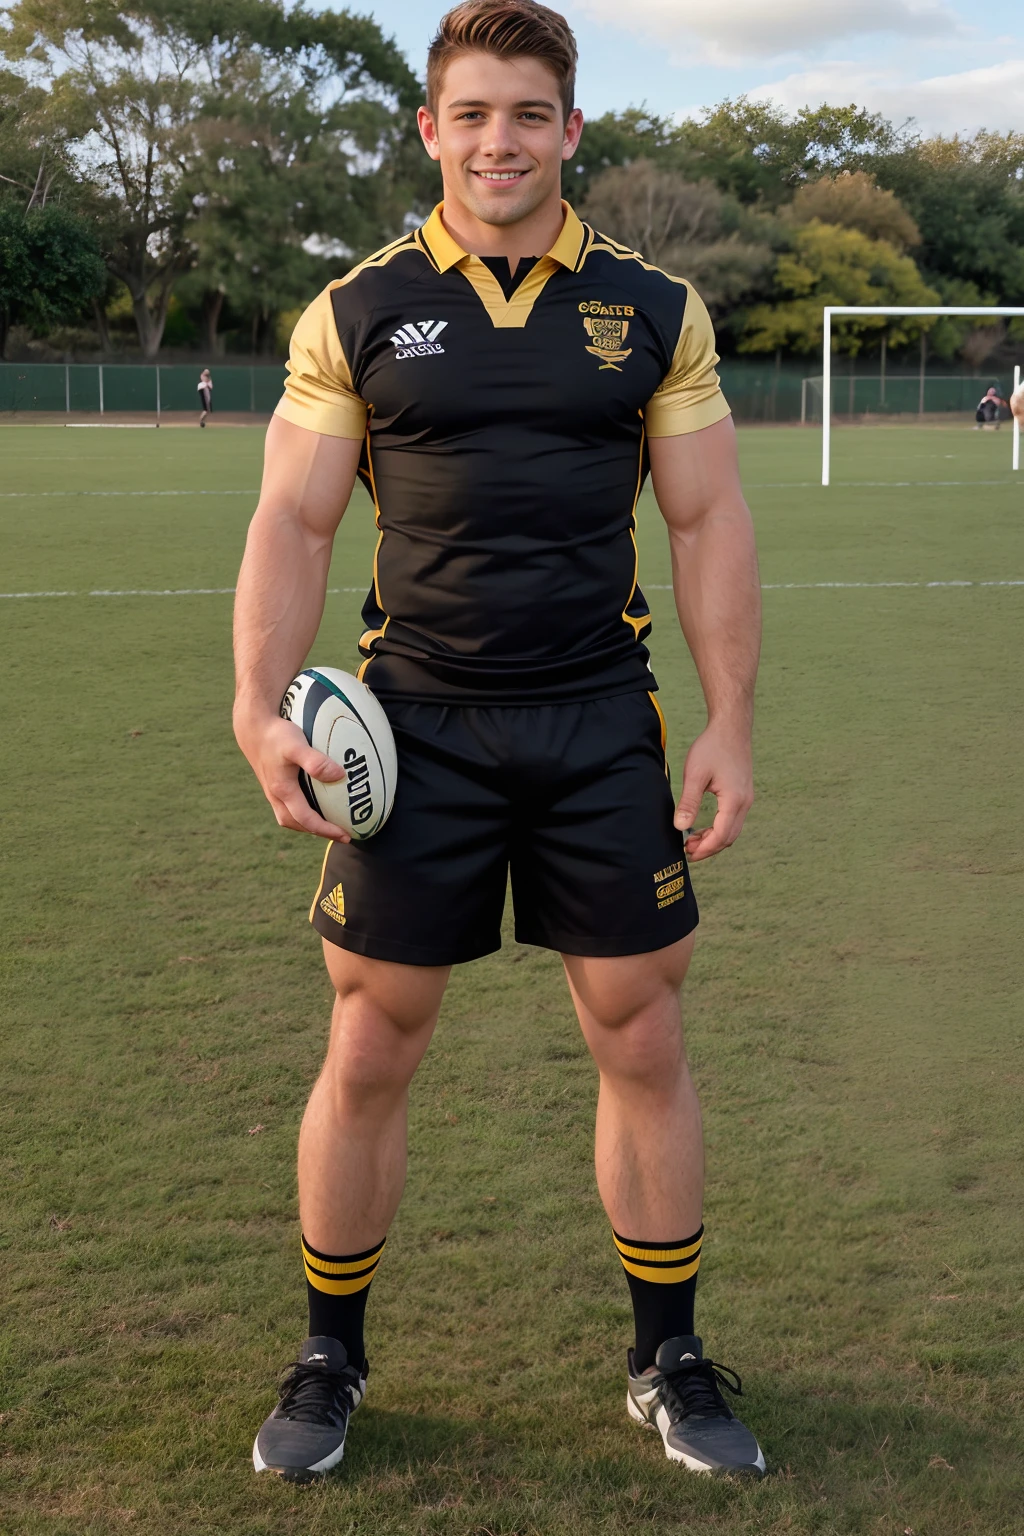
[420, 200, 586, 274]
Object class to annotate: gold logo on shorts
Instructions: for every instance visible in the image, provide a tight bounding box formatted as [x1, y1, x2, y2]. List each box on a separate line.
[654, 863, 686, 910]
[319, 882, 346, 925]
[656, 875, 686, 901]
[582, 311, 632, 371]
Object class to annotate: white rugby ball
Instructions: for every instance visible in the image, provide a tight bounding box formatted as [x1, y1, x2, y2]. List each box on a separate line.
[280, 666, 397, 840]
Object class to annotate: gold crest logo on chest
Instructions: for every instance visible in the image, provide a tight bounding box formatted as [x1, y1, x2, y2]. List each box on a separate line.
[580, 301, 634, 371]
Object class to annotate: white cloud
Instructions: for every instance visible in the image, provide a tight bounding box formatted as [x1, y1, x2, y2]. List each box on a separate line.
[745, 57, 1024, 135]
[573, 0, 959, 65]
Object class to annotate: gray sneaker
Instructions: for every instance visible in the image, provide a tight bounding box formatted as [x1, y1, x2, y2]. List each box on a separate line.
[253, 1337, 367, 1482]
[627, 1335, 765, 1477]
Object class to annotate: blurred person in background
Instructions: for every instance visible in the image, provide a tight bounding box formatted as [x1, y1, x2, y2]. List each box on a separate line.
[198, 367, 213, 427]
[974, 385, 1008, 429]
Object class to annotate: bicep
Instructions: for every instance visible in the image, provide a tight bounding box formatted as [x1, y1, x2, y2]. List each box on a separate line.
[257, 415, 363, 541]
[648, 416, 745, 535]
[256, 281, 369, 537]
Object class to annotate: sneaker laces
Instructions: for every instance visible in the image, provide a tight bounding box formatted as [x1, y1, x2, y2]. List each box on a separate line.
[276, 1359, 358, 1428]
[656, 1357, 743, 1422]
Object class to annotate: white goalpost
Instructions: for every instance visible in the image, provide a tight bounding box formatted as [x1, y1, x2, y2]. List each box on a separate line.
[821, 306, 1024, 486]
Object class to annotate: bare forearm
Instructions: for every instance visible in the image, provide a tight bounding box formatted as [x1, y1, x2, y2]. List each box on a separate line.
[233, 418, 360, 728]
[233, 507, 333, 723]
[670, 498, 761, 734]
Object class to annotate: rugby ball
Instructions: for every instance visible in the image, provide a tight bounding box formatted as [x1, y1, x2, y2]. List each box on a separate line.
[280, 667, 397, 840]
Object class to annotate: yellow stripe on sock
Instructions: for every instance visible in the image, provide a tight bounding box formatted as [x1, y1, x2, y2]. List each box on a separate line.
[613, 1233, 703, 1264]
[301, 1237, 385, 1275]
[303, 1258, 382, 1295]
[616, 1253, 702, 1284]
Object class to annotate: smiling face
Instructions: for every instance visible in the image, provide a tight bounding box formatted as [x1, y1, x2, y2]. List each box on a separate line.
[418, 51, 583, 230]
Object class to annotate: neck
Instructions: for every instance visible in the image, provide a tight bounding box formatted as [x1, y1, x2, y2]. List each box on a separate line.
[438, 189, 565, 266]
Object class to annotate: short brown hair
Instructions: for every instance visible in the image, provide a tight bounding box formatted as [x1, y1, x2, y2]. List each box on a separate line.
[426, 1, 578, 120]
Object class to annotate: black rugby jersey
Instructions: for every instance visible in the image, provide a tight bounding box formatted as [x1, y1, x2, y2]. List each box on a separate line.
[275, 202, 730, 703]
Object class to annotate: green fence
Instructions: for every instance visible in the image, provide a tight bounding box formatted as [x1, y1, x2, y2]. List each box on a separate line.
[717, 361, 808, 423]
[0, 359, 813, 421]
[1, 360, 1014, 423]
[802, 373, 1018, 421]
[0, 363, 286, 414]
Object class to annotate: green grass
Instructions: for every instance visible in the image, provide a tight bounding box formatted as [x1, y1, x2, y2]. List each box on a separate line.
[2, 422, 1023, 1535]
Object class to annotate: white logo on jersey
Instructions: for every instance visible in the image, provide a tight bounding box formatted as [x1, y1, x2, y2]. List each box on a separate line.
[390, 320, 448, 359]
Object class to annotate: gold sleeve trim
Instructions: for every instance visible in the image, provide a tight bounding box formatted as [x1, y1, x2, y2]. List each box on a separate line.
[274, 284, 368, 440]
[644, 281, 731, 438]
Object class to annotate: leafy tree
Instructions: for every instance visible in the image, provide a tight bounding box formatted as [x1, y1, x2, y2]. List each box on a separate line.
[0, 200, 106, 356]
[0, 0, 423, 354]
[673, 100, 909, 207]
[563, 107, 677, 203]
[741, 221, 939, 356]
[578, 159, 773, 317]
[788, 171, 919, 252]
[872, 132, 1024, 303]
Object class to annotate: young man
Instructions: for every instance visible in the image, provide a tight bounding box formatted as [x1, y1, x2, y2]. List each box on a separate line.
[234, 0, 764, 1483]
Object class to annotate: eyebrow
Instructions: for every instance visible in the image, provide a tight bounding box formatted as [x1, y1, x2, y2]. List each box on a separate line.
[447, 98, 557, 111]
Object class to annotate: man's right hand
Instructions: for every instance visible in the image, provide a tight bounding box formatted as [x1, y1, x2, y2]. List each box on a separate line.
[234, 708, 350, 842]
[1012, 381, 1024, 427]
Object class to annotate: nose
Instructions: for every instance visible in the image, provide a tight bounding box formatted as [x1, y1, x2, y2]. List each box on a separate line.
[479, 112, 522, 161]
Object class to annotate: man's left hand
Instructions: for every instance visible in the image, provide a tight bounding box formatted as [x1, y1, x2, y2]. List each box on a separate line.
[674, 723, 754, 862]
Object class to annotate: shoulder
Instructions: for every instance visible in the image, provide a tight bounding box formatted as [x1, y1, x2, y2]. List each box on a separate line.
[579, 226, 692, 295]
[327, 231, 435, 331]
[576, 225, 699, 334]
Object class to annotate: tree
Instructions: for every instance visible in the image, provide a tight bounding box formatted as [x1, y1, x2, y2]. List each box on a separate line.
[674, 100, 909, 206]
[788, 171, 919, 252]
[0, 201, 106, 356]
[563, 107, 677, 203]
[578, 160, 772, 316]
[0, 0, 423, 355]
[740, 221, 939, 356]
[872, 132, 1024, 304]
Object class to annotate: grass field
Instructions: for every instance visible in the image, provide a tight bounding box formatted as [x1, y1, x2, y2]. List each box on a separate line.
[2, 422, 1023, 1536]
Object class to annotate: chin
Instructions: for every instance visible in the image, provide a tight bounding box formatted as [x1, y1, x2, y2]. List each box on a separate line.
[462, 179, 550, 227]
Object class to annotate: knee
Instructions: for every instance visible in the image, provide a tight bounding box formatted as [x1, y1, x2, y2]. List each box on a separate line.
[321, 985, 435, 1102]
[588, 996, 688, 1089]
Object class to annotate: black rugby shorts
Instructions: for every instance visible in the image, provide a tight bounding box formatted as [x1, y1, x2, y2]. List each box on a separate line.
[309, 692, 698, 966]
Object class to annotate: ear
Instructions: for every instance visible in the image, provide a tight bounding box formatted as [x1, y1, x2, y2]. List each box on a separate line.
[562, 107, 584, 162]
[418, 105, 441, 163]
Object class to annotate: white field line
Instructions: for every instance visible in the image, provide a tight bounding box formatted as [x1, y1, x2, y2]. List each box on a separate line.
[0, 489, 258, 498]
[650, 581, 1024, 590]
[4, 582, 1024, 600]
[0, 586, 368, 598]
[2, 479, 1021, 500]
[745, 480, 1021, 488]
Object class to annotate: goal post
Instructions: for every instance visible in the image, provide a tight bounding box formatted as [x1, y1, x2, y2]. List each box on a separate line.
[821, 306, 1024, 486]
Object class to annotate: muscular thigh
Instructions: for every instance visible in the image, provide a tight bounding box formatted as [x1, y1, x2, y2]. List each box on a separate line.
[322, 939, 449, 1028]
[320, 940, 450, 1093]
[563, 933, 695, 1031]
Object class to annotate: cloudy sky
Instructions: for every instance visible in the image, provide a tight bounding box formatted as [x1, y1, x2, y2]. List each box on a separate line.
[355, 0, 1024, 136]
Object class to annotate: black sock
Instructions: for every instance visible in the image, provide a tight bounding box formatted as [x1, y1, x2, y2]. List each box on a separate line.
[302, 1234, 386, 1364]
[613, 1225, 703, 1373]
